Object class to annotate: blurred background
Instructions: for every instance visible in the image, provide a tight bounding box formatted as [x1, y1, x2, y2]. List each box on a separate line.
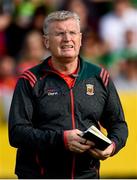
[0, 0, 137, 178]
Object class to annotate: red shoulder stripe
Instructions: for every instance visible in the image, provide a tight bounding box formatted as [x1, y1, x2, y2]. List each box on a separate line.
[23, 73, 35, 86]
[100, 68, 109, 87]
[100, 68, 104, 79]
[26, 70, 37, 81]
[23, 71, 37, 82]
[19, 70, 37, 87]
[19, 75, 35, 87]
[104, 73, 109, 87]
[102, 70, 108, 83]
[23, 71, 36, 85]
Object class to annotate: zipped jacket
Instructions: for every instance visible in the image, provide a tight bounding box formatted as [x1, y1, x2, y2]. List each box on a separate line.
[9, 56, 128, 179]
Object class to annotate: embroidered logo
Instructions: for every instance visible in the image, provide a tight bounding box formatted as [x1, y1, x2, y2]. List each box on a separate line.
[47, 89, 59, 96]
[86, 84, 94, 95]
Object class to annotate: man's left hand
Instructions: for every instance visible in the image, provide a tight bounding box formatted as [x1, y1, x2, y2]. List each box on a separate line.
[88, 143, 115, 160]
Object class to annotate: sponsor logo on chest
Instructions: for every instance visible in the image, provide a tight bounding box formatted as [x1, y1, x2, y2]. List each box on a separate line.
[47, 89, 59, 96]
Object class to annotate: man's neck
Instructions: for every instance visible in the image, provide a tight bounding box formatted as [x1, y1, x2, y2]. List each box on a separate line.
[51, 57, 79, 75]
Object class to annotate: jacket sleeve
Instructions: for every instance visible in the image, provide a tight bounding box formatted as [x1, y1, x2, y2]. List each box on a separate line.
[100, 76, 128, 155]
[8, 78, 64, 151]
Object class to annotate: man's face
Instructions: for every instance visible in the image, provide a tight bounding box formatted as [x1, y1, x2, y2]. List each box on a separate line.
[44, 18, 82, 61]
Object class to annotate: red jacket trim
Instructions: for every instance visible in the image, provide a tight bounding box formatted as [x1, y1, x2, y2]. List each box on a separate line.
[100, 68, 109, 87]
[19, 70, 37, 87]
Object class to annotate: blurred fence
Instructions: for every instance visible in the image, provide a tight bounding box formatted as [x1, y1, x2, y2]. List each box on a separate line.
[0, 91, 137, 178]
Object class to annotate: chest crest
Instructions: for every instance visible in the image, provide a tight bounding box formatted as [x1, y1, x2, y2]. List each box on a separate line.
[86, 84, 94, 96]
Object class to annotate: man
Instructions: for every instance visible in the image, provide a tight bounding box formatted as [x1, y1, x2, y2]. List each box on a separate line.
[9, 10, 128, 179]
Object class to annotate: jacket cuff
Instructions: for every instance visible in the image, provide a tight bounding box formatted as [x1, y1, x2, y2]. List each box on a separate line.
[110, 141, 116, 156]
[63, 131, 69, 149]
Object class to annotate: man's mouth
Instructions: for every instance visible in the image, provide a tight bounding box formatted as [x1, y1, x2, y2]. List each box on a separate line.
[61, 45, 73, 49]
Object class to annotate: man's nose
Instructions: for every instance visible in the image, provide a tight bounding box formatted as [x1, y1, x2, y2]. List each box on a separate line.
[63, 32, 71, 41]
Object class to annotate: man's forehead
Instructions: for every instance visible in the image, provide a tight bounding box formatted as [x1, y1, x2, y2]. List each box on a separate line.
[49, 19, 79, 28]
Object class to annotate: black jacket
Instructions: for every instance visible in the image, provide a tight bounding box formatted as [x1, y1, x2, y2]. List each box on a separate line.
[9, 56, 128, 179]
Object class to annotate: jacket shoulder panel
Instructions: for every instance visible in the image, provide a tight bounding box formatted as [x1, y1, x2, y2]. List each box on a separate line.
[18, 60, 46, 88]
[83, 61, 101, 77]
[19, 70, 37, 88]
[82, 61, 110, 87]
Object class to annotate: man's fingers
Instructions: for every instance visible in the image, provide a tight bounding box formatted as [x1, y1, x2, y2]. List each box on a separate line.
[88, 148, 108, 160]
[65, 129, 95, 153]
[69, 140, 91, 153]
[78, 136, 95, 147]
[84, 139, 95, 147]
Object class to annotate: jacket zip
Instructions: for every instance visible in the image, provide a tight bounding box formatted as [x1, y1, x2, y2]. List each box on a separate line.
[47, 60, 79, 179]
[70, 88, 76, 179]
[70, 89, 76, 129]
[70, 72, 78, 179]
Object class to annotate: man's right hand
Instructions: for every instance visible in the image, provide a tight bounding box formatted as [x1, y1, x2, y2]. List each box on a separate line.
[64, 129, 95, 153]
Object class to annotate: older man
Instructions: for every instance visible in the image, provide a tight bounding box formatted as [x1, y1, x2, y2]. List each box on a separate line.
[9, 10, 128, 179]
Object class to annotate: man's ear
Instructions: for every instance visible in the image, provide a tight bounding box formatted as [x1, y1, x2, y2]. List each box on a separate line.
[43, 35, 49, 49]
[80, 32, 82, 47]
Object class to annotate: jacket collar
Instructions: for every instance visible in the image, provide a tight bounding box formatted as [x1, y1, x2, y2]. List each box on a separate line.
[41, 56, 85, 77]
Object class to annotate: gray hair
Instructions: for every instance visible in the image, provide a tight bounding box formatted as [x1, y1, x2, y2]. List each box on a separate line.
[43, 10, 81, 35]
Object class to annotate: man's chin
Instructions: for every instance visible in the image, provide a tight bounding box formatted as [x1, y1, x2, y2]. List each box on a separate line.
[61, 55, 77, 61]
[52, 53, 78, 61]
[60, 53, 77, 59]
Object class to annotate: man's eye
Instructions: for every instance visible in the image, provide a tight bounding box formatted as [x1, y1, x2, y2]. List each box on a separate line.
[56, 32, 64, 36]
[70, 31, 77, 35]
[54, 31, 78, 37]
